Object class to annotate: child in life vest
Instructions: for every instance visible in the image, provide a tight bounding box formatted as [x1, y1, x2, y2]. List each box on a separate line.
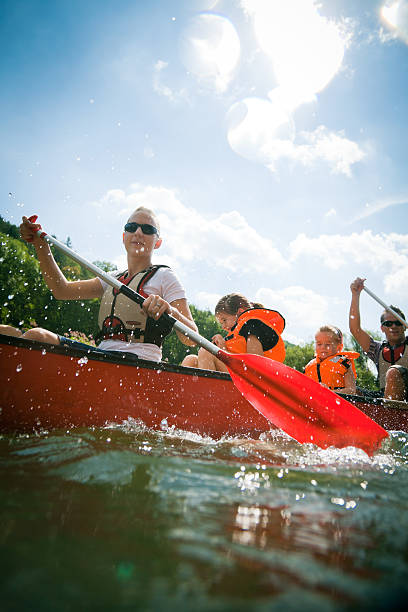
[304, 325, 359, 394]
[181, 293, 285, 372]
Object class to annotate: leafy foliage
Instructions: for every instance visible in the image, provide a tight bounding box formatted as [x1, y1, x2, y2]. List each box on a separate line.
[0, 232, 48, 327]
[93, 260, 118, 273]
[284, 342, 314, 372]
[344, 333, 379, 391]
[162, 305, 223, 363]
[0, 219, 100, 336]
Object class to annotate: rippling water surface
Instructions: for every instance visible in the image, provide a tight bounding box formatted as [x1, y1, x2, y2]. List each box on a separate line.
[1, 418, 408, 611]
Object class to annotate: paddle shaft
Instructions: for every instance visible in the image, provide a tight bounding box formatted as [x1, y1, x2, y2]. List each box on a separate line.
[363, 286, 408, 328]
[32, 226, 221, 356]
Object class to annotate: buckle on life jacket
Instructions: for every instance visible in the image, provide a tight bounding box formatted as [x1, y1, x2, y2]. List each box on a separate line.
[100, 316, 143, 342]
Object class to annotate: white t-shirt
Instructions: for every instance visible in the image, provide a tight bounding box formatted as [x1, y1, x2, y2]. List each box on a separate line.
[97, 266, 186, 362]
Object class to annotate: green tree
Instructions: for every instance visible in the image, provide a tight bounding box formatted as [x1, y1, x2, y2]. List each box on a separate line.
[344, 333, 380, 391]
[0, 219, 101, 337]
[93, 260, 118, 273]
[0, 216, 20, 239]
[284, 342, 314, 372]
[162, 305, 223, 363]
[0, 232, 48, 327]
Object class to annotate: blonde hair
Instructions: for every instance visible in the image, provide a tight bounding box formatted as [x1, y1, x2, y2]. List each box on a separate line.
[215, 293, 264, 316]
[129, 206, 161, 235]
[316, 325, 343, 344]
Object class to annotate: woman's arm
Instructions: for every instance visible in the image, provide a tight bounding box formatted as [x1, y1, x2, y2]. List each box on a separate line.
[20, 216, 104, 300]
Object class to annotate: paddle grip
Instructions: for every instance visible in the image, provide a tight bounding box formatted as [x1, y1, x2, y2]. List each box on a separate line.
[119, 284, 177, 332]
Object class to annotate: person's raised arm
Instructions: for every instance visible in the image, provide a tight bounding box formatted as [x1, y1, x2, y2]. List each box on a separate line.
[20, 216, 103, 301]
[349, 277, 371, 353]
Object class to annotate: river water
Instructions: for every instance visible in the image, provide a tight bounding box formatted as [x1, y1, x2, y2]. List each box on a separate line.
[1, 421, 408, 611]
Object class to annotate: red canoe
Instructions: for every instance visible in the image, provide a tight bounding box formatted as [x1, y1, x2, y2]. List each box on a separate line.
[1, 335, 407, 437]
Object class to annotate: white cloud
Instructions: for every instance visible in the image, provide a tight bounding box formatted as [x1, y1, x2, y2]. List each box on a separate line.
[179, 13, 240, 93]
[381, 0, 408, 44]
[324, 208, 337, 218]
[385, 266, 408, 295]
[227, 104, 365, 175]
[293, 126, 365, 176]
[289, 231, 408, 299]
[152, 60, 189, 103]
[255, 285, 330, 343]
[194, 291, 222, 311]
[94, 184, 289, 276]
[349, 197, 408, 223]
[244, 0, 348, 104]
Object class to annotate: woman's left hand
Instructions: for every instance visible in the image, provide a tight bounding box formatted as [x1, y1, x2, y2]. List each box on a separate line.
[143, 294, 171, 320]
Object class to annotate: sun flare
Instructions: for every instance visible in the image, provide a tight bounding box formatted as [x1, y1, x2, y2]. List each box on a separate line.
[245, 0, 346, 107]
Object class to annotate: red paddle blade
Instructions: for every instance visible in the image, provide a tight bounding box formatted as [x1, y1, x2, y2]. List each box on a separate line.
[218, 351, 388, 455]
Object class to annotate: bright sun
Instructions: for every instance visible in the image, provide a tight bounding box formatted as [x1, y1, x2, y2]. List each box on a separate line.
[248, 0, 346, 108]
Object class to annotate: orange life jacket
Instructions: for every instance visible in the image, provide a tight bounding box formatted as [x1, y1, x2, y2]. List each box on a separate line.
[304, 351, 360, 390]
[224, 308, 286, 362]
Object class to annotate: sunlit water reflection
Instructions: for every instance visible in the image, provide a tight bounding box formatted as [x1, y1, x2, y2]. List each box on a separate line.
[1, 419, 408, 611]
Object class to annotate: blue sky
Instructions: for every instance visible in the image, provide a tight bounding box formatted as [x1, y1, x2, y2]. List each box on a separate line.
[1, 0, 408, 344]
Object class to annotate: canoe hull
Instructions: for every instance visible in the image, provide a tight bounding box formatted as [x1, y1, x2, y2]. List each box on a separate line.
[0, 336, 270, 437]
[1, 336, 408, 437]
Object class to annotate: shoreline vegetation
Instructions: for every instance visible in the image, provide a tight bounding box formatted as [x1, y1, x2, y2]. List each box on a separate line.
[0, 216, 378, 389]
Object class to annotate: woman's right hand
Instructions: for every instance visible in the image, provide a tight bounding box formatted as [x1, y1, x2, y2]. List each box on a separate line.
[20, 215, 42, 244]
[350, 277, 366, 295]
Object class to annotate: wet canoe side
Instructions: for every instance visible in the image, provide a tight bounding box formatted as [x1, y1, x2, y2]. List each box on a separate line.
[0, 336, 271, 437]
[1, 335, 407, 436]
[344, 395, 408, 433]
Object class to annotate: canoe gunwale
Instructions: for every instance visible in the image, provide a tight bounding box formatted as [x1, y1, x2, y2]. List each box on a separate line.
[1, 335, 408, 410]
[0, 334, 231, 381]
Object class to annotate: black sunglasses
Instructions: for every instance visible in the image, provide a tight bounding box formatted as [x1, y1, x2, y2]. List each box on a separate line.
[124, 222, 158, 235]
[382, 320, 404, 327]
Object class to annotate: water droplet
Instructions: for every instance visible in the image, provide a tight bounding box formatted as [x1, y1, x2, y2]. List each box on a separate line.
[78, 356, 88, 366]
[16, 364, 23, 372]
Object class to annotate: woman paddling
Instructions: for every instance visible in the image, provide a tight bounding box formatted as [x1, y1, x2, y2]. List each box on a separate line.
[0, 207, 197, 362]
